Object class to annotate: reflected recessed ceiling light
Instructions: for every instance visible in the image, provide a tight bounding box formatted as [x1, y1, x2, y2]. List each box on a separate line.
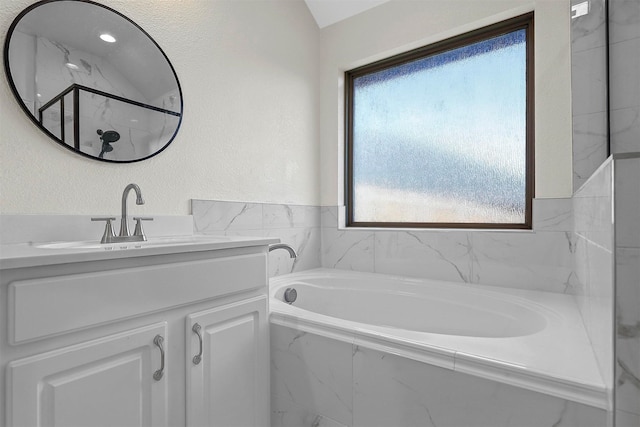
[100, 33, 116, 43]
[65, 62, 79, 70]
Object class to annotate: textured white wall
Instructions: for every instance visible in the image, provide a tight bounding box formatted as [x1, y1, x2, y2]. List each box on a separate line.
[318, 0, 573, 205]
[0, 0, 320, 215]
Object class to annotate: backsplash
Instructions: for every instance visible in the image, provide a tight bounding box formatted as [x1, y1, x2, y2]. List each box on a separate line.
[192, 200, 321, 277]
[193, 198, 575, 293]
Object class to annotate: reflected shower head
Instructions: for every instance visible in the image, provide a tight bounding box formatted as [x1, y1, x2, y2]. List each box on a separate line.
[97, 129, 120, 159]
[97, 129, 120, 143]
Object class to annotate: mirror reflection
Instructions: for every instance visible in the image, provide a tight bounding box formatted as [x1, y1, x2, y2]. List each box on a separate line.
[4, 0, 183, 162]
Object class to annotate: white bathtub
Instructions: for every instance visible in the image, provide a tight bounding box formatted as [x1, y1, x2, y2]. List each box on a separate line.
[269, 268, 608, 410]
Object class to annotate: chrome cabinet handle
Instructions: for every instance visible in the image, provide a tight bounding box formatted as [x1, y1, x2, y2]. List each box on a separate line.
[153, 335, 165, 381]
[192, 323, 203, 365]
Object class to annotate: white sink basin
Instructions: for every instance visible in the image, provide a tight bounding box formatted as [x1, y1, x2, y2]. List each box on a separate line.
[36, 235, 231, 251]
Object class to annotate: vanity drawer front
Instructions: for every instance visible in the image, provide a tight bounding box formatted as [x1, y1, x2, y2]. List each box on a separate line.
[9, 253, 266, 344]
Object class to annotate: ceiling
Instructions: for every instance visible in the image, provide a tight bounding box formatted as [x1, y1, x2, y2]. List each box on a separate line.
[304, 0, 391, 28]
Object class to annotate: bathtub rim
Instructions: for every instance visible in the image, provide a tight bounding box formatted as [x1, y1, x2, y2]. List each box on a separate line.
[269, 268, 609, 411]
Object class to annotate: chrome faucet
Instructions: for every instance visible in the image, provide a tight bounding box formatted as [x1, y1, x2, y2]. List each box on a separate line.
[268, 243, 297, 258]
[119, 183, 144, 237]
[92, 183, 153, 243]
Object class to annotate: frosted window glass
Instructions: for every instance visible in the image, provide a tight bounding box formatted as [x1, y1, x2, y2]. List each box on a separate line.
[351, 30, 528, 224]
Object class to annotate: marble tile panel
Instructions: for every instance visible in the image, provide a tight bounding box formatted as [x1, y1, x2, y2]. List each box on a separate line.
[532, 198, 573, 232]
[263, 204, 320, 229]
[271, 397, 349, 427]
[616, 248, 640, 326]
[571, 45, 608, 117]
[192, 199, 263, 232]
[615, 247, 640, 417]
[611, 106, 640, 154]
[471, 231, 574, 292]
[572, 111, 609, 191]
[321, 227, 374, 272]
[571, 0, 607, 52]
[584, 241, 615, 387]
[373, 230, 473, 283]
[610, 37, 640, 112]
[616, 410, 640, 427]
[616, 338, 640, 416]
[614, 159, 640, 248]
[610, 0, 640, 44]
[265, 227, 321, 277]
[573, 159, 613, 250]
[320, 206, 339, 228]
[352, 346, 607, 427]
[572, 234, 589, 304]
[270, 325, 353, 427]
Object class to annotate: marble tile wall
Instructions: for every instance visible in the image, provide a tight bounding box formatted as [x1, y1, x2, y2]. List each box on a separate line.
[609, 0, 640, 155]
[571, 0, 609, 191]
[572, 157, 615, 418]
[614, 156, 640, 426]
[193, 198, 576, 293]
[321, 198, 575, 293]
[271, 324, 607, 427]
[192, 200, 321, 277]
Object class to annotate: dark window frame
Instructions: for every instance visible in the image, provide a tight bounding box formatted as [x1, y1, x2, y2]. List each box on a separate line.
[344, 12, 535, 230]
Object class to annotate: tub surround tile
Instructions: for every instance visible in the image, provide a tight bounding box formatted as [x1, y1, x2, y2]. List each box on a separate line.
[321, 228, 374, 272]
[192, 199, 263, 232]
[271, 325, 353, 427]
[453, 351, 608, 411]
[532, 197, 573, 232]
[195, 198, 578, 292]
[571, 158, 615, 409]
[573, 158, 614, 251]
[471, 231, 574, 292]
[352, 346, 606, 427]
[374, 231, 473, 283]
[320, 206, 339, 229]
[263, 204, 319, 229]
[271, 269, 606, 410]
[264, 227, 321, 276]
[617, 410, 640, 427]
[192, 200, 321, 277]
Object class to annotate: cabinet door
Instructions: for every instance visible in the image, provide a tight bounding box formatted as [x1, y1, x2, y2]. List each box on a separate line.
[7, 323, 168, 427]
[186, 296, 269, 427]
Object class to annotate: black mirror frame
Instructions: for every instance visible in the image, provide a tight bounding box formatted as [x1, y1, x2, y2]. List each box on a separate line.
[3, 0, 184, 163]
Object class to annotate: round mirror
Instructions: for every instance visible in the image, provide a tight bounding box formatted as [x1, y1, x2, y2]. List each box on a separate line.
[4, 0, 183, 163]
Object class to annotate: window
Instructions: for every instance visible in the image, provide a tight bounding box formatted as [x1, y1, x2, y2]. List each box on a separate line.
[345, 13, 534, 229]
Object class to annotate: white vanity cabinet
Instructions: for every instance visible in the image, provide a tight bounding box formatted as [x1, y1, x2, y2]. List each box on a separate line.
[0, 243, 273, 427]
[7, 322, 168, 427]
[186, 296, 269, 427]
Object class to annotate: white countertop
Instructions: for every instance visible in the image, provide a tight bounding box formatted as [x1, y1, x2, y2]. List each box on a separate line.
[0, 235, 279, 270]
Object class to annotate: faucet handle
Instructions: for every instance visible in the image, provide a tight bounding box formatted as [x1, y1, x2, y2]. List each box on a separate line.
[133, 217, 153, 241]
[91, 217, 116, 244]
